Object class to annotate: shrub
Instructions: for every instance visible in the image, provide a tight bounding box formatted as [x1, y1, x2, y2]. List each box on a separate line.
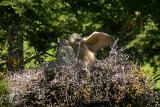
[8, 44, 160, 107]
[0, 80, 10, 107]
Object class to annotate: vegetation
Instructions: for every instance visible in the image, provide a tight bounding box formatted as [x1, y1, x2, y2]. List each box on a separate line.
[0, 0, 160, 106]
[0, 80, 9, 107]
[8, 45, 160, 107]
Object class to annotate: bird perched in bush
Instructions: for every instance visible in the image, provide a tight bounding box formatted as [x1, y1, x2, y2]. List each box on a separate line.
[68, 31, 114, 66]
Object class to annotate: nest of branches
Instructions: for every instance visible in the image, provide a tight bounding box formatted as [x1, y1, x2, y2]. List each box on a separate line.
[8, 44, 160, 107]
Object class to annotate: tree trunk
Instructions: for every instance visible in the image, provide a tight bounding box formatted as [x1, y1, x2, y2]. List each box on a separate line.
[6, 23, 24, 73]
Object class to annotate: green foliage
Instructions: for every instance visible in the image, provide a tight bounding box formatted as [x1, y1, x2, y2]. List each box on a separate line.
[0, 80, 9, 107]
[126, 18, 160, 90]
[0, 80, 8, 95]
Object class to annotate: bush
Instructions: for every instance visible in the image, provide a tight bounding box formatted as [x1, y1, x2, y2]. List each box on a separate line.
[0, 80, 10, 107]
[8, 44, 160, 107]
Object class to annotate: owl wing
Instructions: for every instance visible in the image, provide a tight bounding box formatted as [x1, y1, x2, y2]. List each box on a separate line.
[83, 32, 113, 52]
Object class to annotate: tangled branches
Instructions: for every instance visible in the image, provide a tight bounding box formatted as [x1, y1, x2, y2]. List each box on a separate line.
[8, 43, 160, 107]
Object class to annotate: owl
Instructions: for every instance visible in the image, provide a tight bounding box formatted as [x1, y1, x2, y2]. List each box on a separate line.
[68, 32, 113, 66]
